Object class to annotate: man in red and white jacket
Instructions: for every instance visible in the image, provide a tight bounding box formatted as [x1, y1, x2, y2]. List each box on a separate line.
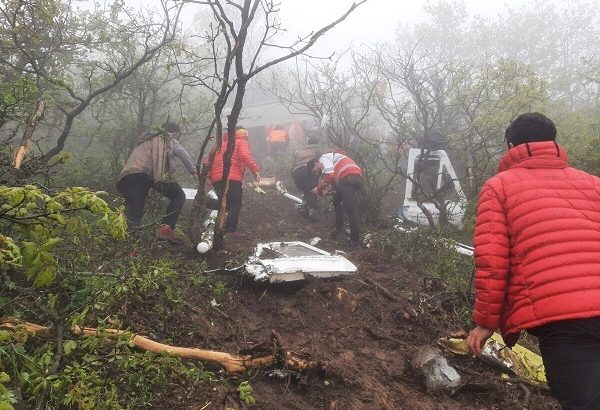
[311, 151, 363, 248]
[467, 113, 600, 409]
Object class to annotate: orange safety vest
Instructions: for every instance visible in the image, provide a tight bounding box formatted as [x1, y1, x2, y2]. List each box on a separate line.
[268, 128, 288, 143]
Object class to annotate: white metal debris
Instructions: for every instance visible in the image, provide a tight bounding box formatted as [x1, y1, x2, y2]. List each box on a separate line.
[309, 237, 321, 246]
[275, 181, 304, 204]
[180, 190, 219, 254]
[400, 149, 467, 228]
[411, 346, 462, 394]
[245, 241, 357, 283]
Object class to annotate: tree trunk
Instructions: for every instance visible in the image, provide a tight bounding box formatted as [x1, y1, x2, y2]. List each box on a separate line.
[12, 100, 46, 170]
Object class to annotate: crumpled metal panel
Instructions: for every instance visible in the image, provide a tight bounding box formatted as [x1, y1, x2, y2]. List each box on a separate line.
[246, 241, 357, 283]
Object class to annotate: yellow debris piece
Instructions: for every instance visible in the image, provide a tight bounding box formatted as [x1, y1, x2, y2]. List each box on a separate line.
[437, 338, 470, 355]
[437, 333, 546, 385]
[489, 333, 546, 384]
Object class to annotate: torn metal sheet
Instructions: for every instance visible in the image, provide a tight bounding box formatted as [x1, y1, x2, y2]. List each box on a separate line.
[245, 241, 357, 283]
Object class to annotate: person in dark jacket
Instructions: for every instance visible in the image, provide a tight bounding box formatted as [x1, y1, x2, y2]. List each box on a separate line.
[467, 113, 600, 409]
[116, 122, 197, 244]
[291, 137, 321, 221]
[206, 126, 260, 236]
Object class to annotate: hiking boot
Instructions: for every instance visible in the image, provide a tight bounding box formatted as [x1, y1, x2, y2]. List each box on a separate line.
[155, 224, 184, 244]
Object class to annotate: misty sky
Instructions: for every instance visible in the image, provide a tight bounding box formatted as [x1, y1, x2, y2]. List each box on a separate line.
[128, 0, 537, 56]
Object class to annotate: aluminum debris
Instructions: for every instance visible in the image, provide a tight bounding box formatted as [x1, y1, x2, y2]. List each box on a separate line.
[411, 346, 462, 394]
[245, 241, 357, 283]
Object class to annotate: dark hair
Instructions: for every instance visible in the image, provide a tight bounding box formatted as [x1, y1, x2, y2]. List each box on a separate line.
[161, 122, 181, 135]
[505, 113, 556, 147]
[307, 159, 316, 170]
[307, 137, 319, 145]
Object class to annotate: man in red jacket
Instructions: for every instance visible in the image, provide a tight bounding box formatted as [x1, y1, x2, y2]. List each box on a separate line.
[311, 151, 363, 249]
[207, 126, 260, 236]
[467, 113, 600, 409]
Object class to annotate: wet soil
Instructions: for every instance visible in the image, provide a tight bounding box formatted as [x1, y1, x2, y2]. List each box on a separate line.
[131, 182, 559, 410]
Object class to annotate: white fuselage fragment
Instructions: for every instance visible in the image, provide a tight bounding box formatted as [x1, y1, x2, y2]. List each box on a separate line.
[401, 149, 467, 228]
[245, 241, 357, 283]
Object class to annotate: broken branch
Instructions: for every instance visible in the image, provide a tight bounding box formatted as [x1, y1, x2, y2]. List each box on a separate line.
[0, 317, 322, 374]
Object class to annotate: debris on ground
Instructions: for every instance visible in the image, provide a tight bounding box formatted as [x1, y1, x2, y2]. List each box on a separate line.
[245, 241, 357, 283]
[437, 333, 546, 385]
[411, 346, 462, 394]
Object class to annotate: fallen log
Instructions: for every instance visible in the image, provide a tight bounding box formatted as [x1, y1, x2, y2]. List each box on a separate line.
[0, 317, 320, 374]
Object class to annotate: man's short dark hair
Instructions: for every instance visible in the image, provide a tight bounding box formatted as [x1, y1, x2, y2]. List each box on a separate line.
[162, 122, 181, 135]
[307, 137, 319, 145]
[505, 113, 556, 147]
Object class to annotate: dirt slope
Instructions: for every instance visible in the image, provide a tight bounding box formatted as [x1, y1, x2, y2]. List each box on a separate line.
[132, 186, 559, 410]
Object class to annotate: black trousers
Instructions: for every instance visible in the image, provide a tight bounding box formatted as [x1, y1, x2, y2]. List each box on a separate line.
[116, 173, 185, 230]
[528, 317, 600, 410]
[292, 166, 318, 211]
[205, 180, 243, 232]
[332, 174, 362, 242]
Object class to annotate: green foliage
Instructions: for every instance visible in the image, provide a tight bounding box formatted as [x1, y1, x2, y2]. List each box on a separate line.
[552, 109, 600, 176]
[0, 185, 126, 286]
[0, 76, 38, 125]
[0, 329, 214, 409]
[0, 371, 16, 410]
[238, 381, 256, 405]
[376, 227, 474, 293]
[211, 281, 228, 298]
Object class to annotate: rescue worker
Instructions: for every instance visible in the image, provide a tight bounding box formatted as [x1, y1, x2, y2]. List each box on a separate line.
[206, 126, 260, 236]
[467, 113, 600, 409]
[267, 125, 288, 157]
[311, 151, 363, 249]
[116, 122, 197, 244]
[291, 137, 321, 221]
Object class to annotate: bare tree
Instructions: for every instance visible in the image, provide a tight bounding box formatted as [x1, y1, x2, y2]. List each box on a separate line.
[177, 0, 367, 248]
[0, 0, 182, 170]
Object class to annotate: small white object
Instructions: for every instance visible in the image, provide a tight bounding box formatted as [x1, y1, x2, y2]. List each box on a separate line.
[309, 237, 321, 246]
[197, 242, 211, 254]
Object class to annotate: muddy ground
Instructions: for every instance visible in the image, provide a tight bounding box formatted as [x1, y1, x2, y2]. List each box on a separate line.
[128, 181, 559, 410]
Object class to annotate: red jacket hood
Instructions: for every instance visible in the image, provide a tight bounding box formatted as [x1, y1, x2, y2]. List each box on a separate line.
[498, 141, 569, 172]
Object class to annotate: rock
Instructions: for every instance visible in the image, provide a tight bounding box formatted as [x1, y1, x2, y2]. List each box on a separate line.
[411, 346, 462, 394]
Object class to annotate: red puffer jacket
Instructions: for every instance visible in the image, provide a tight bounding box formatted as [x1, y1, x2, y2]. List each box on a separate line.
[473, 141, 600, 346]
[209, 129, 259, 183]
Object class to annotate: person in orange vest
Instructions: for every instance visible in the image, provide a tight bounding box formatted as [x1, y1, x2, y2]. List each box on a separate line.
[266, 125, 288, 157]
[310, 151, 363, 249]
[206, 126, 260, 236]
